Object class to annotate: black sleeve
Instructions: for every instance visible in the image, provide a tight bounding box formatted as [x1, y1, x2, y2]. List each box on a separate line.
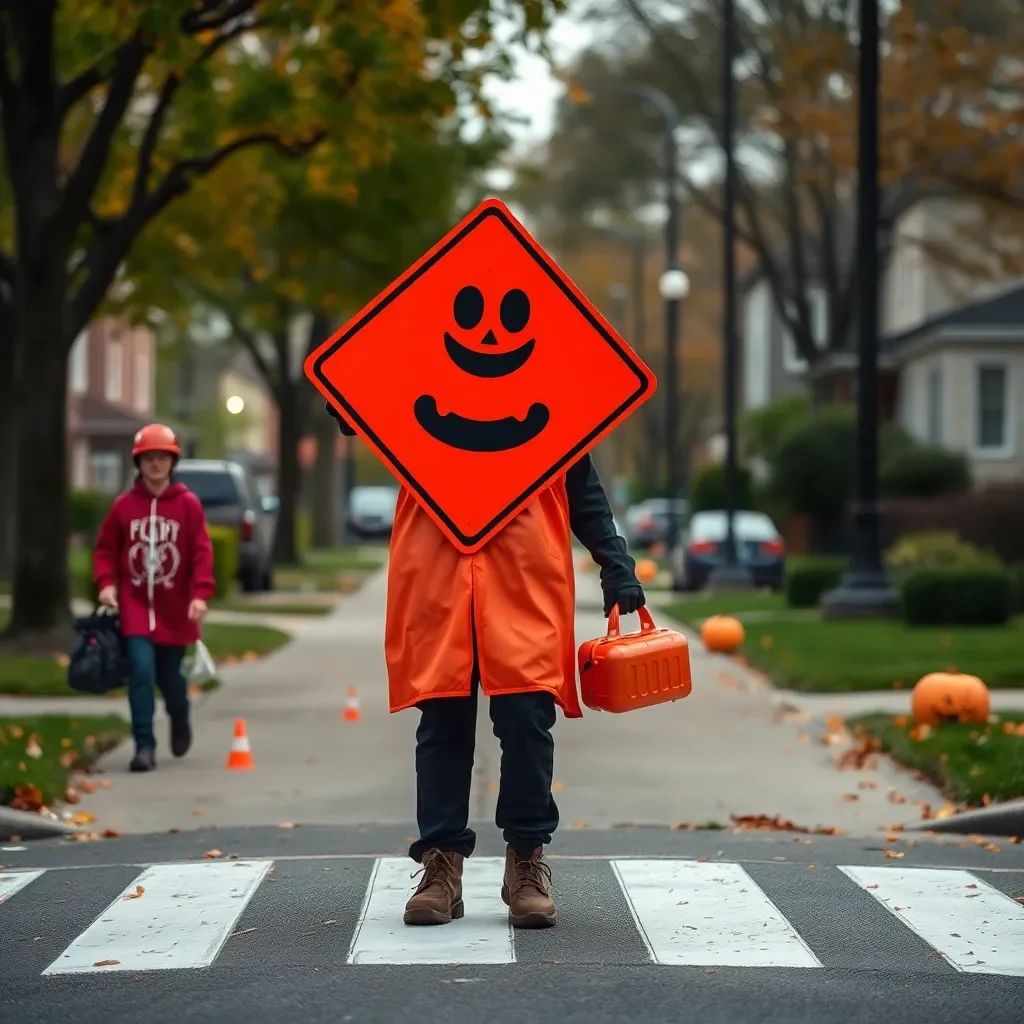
[324, 401, 356, 437]
[565, 454, 638, 592]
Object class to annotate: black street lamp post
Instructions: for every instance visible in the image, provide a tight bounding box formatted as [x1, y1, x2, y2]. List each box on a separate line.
[624, 83, 689, 556]
[708, 0, 752, 589]
[821, 0, 900, 618]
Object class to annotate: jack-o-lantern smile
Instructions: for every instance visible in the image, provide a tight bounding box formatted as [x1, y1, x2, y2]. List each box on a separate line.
[415, 285, 550, 453]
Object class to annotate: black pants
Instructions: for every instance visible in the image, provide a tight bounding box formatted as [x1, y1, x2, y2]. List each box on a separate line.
[408, 675, 559, 863]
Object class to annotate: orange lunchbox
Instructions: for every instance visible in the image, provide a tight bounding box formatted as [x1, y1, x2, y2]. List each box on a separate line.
[577, 605, 692, 713]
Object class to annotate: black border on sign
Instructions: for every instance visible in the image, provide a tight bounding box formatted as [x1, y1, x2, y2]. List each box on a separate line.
[311, 205, 653, 550]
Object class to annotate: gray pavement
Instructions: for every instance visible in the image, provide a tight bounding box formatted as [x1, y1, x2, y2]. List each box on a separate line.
[0, 826, 1022, 1024]
[50, 566, 955, 837]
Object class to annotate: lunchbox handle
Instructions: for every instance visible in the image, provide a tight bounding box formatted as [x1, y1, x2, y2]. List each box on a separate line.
[607, 604, 658, 638]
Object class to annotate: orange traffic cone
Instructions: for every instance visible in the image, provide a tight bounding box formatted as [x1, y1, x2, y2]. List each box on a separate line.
[225, 718, 255, 770]
[342, 687, 362, 723]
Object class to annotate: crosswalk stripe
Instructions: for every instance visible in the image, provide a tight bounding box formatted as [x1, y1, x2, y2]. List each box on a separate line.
[41, 859, 272, 975]
[840, 865, 1024, 977]
[0, 869, 45, 905]
[347, 857, 514, 965]
[612, 859, 823, 968]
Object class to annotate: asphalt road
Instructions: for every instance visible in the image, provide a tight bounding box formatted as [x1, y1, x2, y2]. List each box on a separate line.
[2, 825, 1023, 1024]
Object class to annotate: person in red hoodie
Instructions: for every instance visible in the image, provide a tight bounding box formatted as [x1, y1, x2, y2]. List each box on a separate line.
[92, 424, 216, 772]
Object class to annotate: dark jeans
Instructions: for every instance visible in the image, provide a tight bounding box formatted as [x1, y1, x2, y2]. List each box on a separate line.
[408, 674, 559, 863]
[124, 637, 189, 751]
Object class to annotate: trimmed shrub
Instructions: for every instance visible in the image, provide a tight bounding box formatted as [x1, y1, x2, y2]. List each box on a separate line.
[900, 565, 1013, 627]
[884, 530, 1001, 575]
[879, 445, 970, 499]
[68, 489, 113, 540]
[208, 526, 239, 600]
[689, 462, 754, 514]
[784, 556, 847, 608]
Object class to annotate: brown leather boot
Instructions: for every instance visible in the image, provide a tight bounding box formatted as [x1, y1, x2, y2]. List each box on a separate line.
[403, 848, 465, 925]
[501, 844, 557, 928]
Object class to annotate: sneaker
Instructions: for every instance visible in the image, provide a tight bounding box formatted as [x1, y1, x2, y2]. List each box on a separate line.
[170, 716, 192, 758]
[130, 748, 156, 772]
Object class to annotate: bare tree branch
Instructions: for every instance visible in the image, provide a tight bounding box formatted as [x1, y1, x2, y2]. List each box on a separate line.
[57, 51, 116, 117]
[52, 32, 148, 245]
[180, 0, 259, 35]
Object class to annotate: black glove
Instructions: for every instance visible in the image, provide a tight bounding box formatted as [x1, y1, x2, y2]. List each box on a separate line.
[325, 401, 356, 437]
[604, 584, 646, 617]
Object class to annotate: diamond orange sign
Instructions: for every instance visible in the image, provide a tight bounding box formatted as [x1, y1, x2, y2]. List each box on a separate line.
[305, 198, 657, 553]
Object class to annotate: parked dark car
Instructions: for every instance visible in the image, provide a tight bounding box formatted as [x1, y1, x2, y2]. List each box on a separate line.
[669, 509, 786, 592]
[624, 497, 689, 550]
[173, 459, 276, 592]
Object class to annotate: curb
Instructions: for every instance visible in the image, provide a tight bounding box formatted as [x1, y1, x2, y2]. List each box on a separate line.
[904, 799, 1024, 838]
[0, 806, 82, 842]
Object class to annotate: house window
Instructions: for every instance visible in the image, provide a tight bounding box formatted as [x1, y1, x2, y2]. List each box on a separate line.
[69, 331, 88, 394]
[106, 339, 123, 403]
[89, 451, 123, 494]
[134, 346, 151, 414]
[975, 363, 1009, 452]
[926, 366, 943, 445]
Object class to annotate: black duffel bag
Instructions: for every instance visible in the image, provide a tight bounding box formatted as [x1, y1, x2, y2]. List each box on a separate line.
[67, 607, 130, 695]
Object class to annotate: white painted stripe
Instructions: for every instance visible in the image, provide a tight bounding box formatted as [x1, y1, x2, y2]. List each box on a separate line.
[612, 859, 823, 968]
[347, 857, 514, 965]
[840, 865, 1024, 977]
[42, 859, 272, 975]
[0, 870, 45, 904]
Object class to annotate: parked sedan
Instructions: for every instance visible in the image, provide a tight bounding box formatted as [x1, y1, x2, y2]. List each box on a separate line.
[348, 485, 399, 539]
[625, 497, 689, 550]
[669, 509, 786, 592]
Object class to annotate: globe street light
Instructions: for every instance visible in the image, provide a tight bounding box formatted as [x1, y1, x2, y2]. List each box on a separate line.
[658, 269, 690, 302]
[624, 82, 686, 554]
[226, 395, 245, 415]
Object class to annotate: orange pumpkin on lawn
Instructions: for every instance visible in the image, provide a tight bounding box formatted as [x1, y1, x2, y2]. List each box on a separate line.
[700, 615, 745, 654]
[911, 672, 990, 726]
[635, 559, 658, 583]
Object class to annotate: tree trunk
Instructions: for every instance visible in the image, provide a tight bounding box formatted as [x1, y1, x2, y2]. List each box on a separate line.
[271, 390, 304, 566]
[0, 354, 17, 581]
[6, 276, 72, 640]
[310, 409, 338, 549]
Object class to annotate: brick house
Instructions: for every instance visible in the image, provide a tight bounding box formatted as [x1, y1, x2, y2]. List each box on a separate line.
[67, 317, 161, 493]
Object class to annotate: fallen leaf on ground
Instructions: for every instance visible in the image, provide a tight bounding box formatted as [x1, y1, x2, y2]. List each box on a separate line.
[841, 794, 859, 803]
[93, 960, 120, 967]
[836, 733, 881, 771]
[123, 886, 145, 900]
[98, 779, 113, 789]
[888, 791, 908, 805]
[891, 715, 908, 727]
[730, 813, 843, 836]
[25, 736, 42, 759]
[965, 883, 978, 889]
[203, 849, 223, 859]
[867, 884, 879, 889]
[102, 829, 122, 839]
[70, 812, 95, 825]
[1009, 836, 1021, 844]
[192, 809, 204, 816]
[78, 780, 98, 794]
[551, 781, 564, 791]
[858, 781, 878, 790]
[985, 844, 1001, 853]
[569, 820, 588, 829]
[885, 834, 899, 842]
[884, 850, 905, 859]
[277, 822, 296, 830]
[909, 724, 933, 741]
[231, 927, 257, 936]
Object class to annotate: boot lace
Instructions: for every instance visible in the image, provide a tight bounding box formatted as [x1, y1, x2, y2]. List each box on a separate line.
[410, 849, 460, 900]
[508, 852, 552, 899]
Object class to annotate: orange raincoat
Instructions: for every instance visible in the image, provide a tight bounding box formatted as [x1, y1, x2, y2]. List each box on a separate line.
[326, 405, 639, 720]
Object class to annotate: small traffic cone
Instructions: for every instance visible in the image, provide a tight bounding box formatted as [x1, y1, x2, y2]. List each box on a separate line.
[225, 718, 255, 770]
[342, 687, 361, 723]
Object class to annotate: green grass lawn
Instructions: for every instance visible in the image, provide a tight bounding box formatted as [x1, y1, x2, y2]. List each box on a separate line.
[0, 714, 130, 807]
[213, 599, 334, 616]
[0, 619, 291, 697]
[663, 591, 789, 624]
[848, 712, 1024, 806]
[734, 618, 1024, 693]
[272, 545, 385, 593]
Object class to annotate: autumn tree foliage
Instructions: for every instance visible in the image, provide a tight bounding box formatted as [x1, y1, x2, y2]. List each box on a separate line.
[0, 0, 564, 640]
[515, 0, 1024, 377]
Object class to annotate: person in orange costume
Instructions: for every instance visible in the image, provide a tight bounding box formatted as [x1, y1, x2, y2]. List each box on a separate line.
[327, 403, 645, 929]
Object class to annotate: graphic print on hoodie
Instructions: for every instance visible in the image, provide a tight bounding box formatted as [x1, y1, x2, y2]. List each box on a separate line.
[93, 480, 216, 646]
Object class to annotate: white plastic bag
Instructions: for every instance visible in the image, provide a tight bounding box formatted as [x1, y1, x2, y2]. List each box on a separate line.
[186, 639, 217, 684]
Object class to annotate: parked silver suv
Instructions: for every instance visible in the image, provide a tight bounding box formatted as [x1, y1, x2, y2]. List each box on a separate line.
[173, 459, 276, 592]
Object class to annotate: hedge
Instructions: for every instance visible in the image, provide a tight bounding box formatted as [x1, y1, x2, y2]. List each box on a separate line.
[208, 526, 239, 600]
[68, 489, 113, 540]
[900, 565, 1014, 627]
[784, 556, 847, 608]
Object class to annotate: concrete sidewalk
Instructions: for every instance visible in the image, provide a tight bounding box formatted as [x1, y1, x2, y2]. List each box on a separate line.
[56, 564, 951, 839]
